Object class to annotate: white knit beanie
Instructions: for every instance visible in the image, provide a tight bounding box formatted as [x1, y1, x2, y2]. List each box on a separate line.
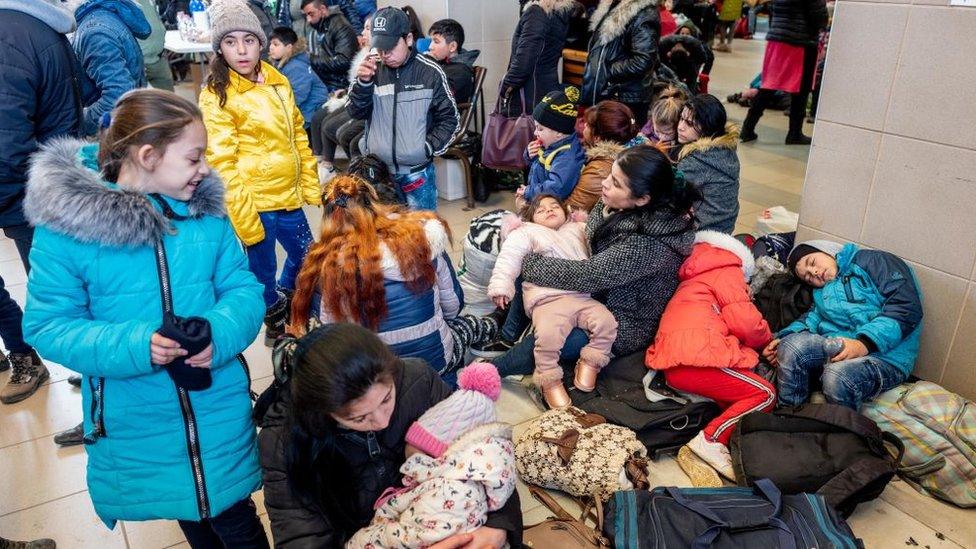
[209, 0, 267, 53]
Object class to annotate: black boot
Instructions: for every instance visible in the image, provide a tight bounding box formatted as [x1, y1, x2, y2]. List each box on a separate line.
[785, 91, 812, 145]
[263, 291, 289, 347]
[67, 375, 82, 388]
[740, 107, 761, 142]
[0, 536, 56, 549]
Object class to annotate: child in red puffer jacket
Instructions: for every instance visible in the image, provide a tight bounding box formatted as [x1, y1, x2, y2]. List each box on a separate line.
[645, 230, 774, 485]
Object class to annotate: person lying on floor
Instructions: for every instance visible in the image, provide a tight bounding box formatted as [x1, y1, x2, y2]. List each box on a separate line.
[762, 240, 923, 410]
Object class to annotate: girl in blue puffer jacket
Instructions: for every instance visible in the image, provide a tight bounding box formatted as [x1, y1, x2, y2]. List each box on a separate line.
[23, 90, 269, 548]
[761, 240, 924, 410]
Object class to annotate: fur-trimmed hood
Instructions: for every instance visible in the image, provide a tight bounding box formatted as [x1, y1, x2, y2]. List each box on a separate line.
[0, 0, 76, 33]
[525, 0, 577, 15]
[677, 123, 740, 160]
[683, 230, 755, 281]
[585, 139, 627, 161]
[379, 218, 451, 280]
[25, 138, 226, 248]
[590, 0, 659, 44]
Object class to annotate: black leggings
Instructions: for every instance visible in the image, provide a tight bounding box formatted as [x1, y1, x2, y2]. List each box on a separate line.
[177, 497, 269, 549]
[744, 43, 818, 137]
[313, 108, 366, 162]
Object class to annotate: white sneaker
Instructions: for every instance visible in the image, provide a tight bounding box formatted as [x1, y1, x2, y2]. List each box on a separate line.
[687, 431, 736, 481]
[318, 163, 336, 184]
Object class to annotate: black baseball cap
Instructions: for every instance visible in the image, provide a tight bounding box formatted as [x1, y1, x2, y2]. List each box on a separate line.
[370, 7, 410, 51]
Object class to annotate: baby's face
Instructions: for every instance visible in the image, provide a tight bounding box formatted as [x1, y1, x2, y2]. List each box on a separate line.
[532, 197, 567, 229]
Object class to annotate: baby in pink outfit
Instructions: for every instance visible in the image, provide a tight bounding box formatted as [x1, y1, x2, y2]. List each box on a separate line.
[488, 194, 618, 409]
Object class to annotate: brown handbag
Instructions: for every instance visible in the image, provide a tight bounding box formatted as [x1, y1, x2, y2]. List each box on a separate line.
[481, 87, 535, 171]
[522, 485, 610, 548]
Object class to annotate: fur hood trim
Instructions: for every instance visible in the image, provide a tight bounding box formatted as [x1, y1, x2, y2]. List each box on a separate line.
[25, 138, 226, 248]
[694, 230, 755, 280]
[526, 0, 577, 14]
[379, 218, 450, 278]
[586, 139, 627, 161]
[677, 124, 740, 160]
[590, 0, 659, 44]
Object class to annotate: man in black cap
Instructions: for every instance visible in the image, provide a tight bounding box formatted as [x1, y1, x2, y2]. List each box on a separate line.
[347, 6, 460, 211]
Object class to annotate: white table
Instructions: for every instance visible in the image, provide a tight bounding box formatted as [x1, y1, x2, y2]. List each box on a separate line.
[164, 31, 213, 97]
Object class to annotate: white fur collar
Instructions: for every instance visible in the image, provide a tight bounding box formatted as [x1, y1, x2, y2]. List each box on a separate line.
[694, 230, 755, 280]
[525, 0, 577, 14]
[379, 218, 450, 279]
[589, 0, 659, 44]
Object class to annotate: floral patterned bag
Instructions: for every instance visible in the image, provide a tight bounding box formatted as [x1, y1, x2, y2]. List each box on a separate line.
[515, 407, 649, 500]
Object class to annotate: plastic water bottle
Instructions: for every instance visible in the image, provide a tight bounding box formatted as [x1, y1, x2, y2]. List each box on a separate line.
[189, 0, 209, 33]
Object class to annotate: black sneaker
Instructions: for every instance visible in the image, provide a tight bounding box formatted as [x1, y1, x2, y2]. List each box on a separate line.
[54, 422, 84, 447]
[470, 339, 514, 359]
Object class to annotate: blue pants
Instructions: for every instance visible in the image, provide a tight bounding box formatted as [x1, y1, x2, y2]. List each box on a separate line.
[0, 224, 33, 354]
[776, 332, 907, 410]
[501, 278, 529, 342]
[493, 328, 590, 378]
[395, 163, 438, 211]
[245, 210, 314, 307]
[177, 497, 269, 549]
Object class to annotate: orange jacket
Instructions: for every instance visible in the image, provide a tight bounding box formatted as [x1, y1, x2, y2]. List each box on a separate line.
[646, 231, 772, 370]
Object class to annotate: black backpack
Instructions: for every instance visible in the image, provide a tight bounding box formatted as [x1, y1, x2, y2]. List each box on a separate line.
[730, 404, 905, 517]
[604, 478, 864, 548]
[568, 351, 720, 458]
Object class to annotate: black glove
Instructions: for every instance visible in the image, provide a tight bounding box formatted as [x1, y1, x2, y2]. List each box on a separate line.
[158, 313, 213, 391]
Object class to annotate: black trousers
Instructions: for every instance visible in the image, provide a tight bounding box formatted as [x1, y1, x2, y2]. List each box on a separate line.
[743, 43, 818, 137]
[177, 497, 269, 549]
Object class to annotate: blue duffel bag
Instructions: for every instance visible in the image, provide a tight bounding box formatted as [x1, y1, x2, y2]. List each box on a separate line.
[604, 478, 863, 548]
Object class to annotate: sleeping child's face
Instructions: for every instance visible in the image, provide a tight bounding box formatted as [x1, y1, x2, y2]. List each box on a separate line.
[531, 197, 568, 229]
[794, 252, 838, 288]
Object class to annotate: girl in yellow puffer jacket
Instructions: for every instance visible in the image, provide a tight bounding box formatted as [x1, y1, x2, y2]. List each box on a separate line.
[199, 0, 321, 345]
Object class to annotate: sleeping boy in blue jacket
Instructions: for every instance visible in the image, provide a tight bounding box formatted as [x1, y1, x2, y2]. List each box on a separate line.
[762, 240, 924, 410]
[518, 86, 586, 208]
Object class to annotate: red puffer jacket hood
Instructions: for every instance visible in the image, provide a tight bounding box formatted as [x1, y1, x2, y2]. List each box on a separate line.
[645, 231, 772, 370]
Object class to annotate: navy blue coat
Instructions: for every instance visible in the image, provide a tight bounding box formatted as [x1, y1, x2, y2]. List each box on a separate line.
[0, 2, 88, 227]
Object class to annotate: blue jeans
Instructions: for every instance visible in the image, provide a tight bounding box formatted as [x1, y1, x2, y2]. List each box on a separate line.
[776, 332, 907, 410]
[0, 224, 33, 354]
[245, 210, 314, 307]
[395, 163, 438, 211]
[501, 278, 529, 342]
[177, 497, 269, 549]
[493, 328, 590, 377]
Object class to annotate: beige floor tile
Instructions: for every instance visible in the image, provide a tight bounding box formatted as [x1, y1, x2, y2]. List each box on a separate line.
[0, 258, 28, 288]
[0, 491, 126, 548]
[0, 377, 81, 449]
[739, 181, 802, 213]
[0, 437, 87, 515]
[847, 497, 965, 548]
[879, 479, 976, 548]
[121, 518, 186, 549]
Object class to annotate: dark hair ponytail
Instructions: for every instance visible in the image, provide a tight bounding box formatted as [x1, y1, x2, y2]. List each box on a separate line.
[284, 323, 402, 537]
[206, 55, 232, 108]
[593, 146, 701, 243]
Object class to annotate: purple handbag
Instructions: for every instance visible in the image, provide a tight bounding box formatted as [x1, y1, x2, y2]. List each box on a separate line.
[481, 87, 535, 171]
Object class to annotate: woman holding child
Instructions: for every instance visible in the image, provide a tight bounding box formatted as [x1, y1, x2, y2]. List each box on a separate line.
[492, 146, 701, 381]
[258, 323, 522, 547]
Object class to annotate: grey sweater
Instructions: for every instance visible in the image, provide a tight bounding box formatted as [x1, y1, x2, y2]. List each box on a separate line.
[677, 125, 741, 234]
[522, 199, 695, 356]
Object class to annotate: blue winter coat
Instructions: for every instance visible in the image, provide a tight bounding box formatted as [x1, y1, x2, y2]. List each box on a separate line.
[0, 1, 89, 227]
[780, 243, 923, 376]
[524, 133, 586, 203]
[23, 139, 265, 526]
[72, 0, 151, 136]
[278, 52, 329, 128]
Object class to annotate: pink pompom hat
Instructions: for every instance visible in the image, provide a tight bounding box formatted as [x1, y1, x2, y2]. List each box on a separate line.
[405, 362, 502, 458]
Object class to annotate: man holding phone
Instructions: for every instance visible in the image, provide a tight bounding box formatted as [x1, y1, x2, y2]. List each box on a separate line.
[347, 6, 460, 211]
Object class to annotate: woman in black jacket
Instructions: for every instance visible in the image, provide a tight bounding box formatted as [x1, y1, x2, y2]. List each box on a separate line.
[258, 323, 522, 548]
[740, 0, 827, 145]
[501, 0, 577, 116]
[581, 0, 661, 128]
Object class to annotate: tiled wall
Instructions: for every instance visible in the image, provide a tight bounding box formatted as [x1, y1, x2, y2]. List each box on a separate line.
[799, 0, 976, 399]
[379, 0, 520, 106]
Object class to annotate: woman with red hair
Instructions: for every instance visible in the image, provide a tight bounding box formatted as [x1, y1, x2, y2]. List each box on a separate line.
[573, 100, 648, 213]
[290, 176, 501, 376]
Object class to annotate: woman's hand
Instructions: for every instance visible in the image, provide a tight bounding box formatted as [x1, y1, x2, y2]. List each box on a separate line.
[761, 338, 780, 367]
[186, 344, 213, 369]
[830, 338, 869, 363]
[150, 333, 187, 366]
[429, 526, 507, 548]
[492, 295, 510, 309]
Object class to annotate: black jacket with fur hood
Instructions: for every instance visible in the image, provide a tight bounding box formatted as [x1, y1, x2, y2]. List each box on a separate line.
[581, 0, 661, 106]
[502, 0, 577, 113]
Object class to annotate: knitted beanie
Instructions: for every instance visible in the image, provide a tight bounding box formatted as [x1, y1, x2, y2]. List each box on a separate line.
[405, 362, 502, 458]
[787, 239, 845, 275]
[533, 85, 580, 135]
[209, 0, 267, 53]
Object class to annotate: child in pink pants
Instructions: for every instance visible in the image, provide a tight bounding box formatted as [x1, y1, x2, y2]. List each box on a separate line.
[488, 195, 618, 409]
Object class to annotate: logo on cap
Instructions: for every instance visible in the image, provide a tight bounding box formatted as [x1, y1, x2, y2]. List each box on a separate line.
[373, 16, 387, 31]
